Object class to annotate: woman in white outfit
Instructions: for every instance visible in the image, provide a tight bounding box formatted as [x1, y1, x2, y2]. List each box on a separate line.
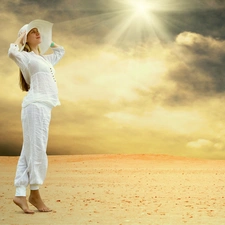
[8, 19, 65, 213]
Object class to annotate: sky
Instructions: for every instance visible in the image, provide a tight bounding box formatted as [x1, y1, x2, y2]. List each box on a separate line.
[1, 0, 225, 159]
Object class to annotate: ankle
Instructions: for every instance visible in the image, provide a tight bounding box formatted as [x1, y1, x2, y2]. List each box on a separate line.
[30, 190, 41, 199]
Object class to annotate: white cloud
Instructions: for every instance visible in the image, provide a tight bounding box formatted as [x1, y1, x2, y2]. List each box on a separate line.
[57, 47, 167, 103]
[187, 139, 213, 149]
[106, 106, 205, 135]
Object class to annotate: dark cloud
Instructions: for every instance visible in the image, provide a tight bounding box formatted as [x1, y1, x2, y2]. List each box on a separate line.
[131, 31, 225, 107]
[19, 0, 61, 7]
[4, 0, 112, 23]
[176, 33, 225, 87]
[152, 8, 225, 43]
[165, 32, 225, 106]
[2, 0, 225, 46]
[2, 0, 225, 158]
[0, 143, 21, 156]
[202, 0, 225, 8]
[0, 100, 22, 155]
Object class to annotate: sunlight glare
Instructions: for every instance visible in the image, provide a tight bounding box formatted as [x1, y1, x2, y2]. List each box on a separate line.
[131, 0, 151, 18]
[135, 1, 149, 15]
[103, 0, 193, 46]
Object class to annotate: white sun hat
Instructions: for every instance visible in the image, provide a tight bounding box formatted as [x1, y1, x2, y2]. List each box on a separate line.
[18, 19, 53, 54]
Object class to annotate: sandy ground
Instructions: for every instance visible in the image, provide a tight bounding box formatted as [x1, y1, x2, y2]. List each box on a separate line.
[1, 154, 225, 225]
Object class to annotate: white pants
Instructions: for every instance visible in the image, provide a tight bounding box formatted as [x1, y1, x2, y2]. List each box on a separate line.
[14, 103, 52, 196]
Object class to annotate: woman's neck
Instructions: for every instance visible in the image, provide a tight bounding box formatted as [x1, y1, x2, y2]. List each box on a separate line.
[30, 45, 40, 55]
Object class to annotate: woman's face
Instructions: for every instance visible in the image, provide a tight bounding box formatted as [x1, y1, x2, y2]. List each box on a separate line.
[27, 28, 41, 46]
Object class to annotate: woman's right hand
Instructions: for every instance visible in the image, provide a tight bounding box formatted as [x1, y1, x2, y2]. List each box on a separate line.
[15, 31, 26, 45]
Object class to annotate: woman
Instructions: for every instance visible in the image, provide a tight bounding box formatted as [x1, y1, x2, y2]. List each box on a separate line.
[8, 19, 65, 214]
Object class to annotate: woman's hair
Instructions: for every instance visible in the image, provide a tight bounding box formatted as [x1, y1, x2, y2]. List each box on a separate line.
[19, 70, 30, 92]
[19, 43, 40, 92]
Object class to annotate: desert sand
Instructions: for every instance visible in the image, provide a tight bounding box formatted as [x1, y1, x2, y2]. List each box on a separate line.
[1, 154, 225, 225]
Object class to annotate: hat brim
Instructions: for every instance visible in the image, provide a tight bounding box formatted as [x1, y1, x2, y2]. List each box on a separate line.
[22, 19, 53, 54]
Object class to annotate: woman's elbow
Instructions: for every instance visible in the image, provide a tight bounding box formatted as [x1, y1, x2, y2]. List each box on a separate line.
[8, 50, 14, 59]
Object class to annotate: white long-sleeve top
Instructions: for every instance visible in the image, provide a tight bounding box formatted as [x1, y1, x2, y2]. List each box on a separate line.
[8, 44, 65, 108]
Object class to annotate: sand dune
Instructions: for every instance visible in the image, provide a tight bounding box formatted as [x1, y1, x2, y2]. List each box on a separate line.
[1, 154, 225, 225]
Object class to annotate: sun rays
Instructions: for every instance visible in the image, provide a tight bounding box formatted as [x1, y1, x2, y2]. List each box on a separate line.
[102, 0, 188, 46]
[59, 0, 201, 47]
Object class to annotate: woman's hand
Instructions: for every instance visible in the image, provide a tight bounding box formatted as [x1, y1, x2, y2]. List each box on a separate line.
[50, 41, 60, 48]
[14, 31, 26, 45]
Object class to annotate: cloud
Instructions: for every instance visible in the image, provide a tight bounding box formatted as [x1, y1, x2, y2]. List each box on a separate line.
[2, 1, 225, 159]
[157, 32, 225, 106]
[185, 138, 225, 159]
[2, 28, 225, 158]
[106, 106, 205, 135]
[203, 0, 225, 9]
[187, 139, 213, 149]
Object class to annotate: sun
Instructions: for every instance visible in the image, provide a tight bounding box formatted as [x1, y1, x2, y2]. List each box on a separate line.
[74, 0, 198, 47]
[131, 0, 151, 18]
[102, 0, 195, 46]
[103, 0, 160, 45]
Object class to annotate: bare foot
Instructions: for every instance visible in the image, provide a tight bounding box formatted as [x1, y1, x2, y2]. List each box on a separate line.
[13, 196, 34, 214]
[29, 190, 52, 212]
